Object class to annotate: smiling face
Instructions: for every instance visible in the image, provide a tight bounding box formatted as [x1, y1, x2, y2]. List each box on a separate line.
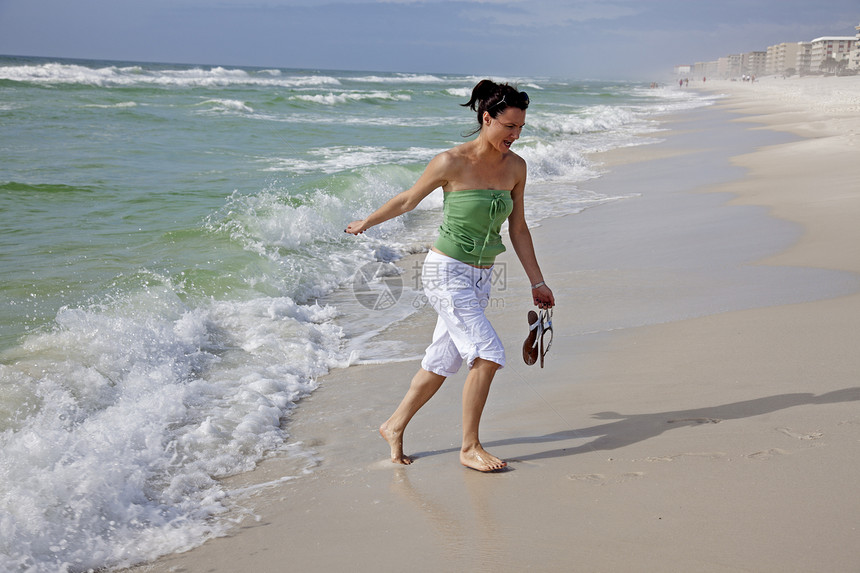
[483, 107, 526, 153]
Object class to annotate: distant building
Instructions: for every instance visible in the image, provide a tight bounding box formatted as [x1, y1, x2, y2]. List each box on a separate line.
[765, 44, 779, 75]
[809, 36, 856, 72]
[766, 42, 805, 76]
[692, 60, 719, 79]
[717, 54, 743, 78]
[677, 23, 860, 78]
[797, 42, 812, 74]
[850, 22, 860, 70]
[742, 51, 767, 77]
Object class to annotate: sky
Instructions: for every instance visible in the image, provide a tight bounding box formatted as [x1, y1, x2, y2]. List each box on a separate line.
[0, 0, 858, 79]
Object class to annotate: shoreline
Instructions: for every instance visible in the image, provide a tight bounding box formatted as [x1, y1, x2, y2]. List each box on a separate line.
[131, 77, 860, 572]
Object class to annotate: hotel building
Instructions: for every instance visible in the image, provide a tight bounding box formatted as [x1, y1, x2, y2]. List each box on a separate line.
[766, 42, 806, 76]
[743, 51, 767, 77]
[850, 21, 860, 70]
[809, 36, 856, 72]
[678, 20, 860, 78]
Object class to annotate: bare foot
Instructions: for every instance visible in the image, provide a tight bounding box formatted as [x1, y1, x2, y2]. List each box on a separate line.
[460, 445, 507, 472]
[379, 422, 412, 465]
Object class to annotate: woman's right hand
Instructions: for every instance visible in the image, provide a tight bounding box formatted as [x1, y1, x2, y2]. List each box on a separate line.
[345, 220, 367, 235]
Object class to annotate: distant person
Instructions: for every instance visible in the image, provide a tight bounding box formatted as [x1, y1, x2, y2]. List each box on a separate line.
[346, 79, 555, 472]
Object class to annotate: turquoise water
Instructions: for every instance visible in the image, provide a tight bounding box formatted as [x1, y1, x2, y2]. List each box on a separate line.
[0, 55, 712, 571]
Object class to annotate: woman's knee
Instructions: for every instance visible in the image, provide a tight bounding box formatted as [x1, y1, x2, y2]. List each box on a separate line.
[470, 357, 502, 372]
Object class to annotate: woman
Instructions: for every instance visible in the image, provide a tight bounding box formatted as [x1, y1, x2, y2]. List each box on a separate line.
[346, 79, 555, 472]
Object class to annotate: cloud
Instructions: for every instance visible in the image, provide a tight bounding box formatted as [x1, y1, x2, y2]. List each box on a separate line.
[212, 0, 644, 28]
[378, 0, 644, 27]
[506, 0, 643, 26]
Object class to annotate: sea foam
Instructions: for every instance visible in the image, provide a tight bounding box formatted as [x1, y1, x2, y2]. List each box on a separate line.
[0, 62, 343, 89]
[0, 286, 343, 572]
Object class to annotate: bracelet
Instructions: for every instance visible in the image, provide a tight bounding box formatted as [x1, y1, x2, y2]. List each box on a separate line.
[531, 281, 546, 289]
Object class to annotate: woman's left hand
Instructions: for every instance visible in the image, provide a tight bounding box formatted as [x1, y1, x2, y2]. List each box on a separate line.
[532, 284, 554, 309]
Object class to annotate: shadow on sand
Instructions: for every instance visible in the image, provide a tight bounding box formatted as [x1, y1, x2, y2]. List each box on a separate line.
[410, 387, 860, 463]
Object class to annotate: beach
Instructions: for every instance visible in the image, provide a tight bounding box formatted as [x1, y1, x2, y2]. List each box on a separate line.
[3, 64, 724, 573]
[129, 75, 860, 573]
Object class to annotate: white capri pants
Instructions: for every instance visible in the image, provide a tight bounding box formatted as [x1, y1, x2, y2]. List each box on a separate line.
[420, 250, 505, 377]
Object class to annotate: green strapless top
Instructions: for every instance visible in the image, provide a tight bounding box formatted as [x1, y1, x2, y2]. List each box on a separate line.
[433, 189, 514, 266]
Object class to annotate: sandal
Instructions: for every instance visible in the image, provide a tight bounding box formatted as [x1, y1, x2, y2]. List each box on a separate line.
[524, 309, 553, 368]
[539, 309, 553, 368]
[523, 310, 540, 365]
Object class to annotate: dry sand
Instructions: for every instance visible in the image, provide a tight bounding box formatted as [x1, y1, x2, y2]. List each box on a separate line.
[131, 76, 860, 573]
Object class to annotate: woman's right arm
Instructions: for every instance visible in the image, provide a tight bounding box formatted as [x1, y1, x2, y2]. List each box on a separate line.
[345, 152, 452, 235]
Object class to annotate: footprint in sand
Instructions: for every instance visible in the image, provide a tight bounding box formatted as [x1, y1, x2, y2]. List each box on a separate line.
[643, 452, 727, 463]
[566, 472, 645, 485]
[747, 448, 791, 460]
[567, 473, 605, 483]
[777, 427, 823, 440]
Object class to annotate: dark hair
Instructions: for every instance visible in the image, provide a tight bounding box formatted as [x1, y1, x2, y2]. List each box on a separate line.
[461, 79, 530, 136]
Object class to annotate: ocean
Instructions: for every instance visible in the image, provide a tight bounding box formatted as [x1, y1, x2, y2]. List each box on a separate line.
[0, 55, 714, 572]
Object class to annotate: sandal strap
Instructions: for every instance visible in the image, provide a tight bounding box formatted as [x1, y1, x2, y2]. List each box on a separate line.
[530, 309, 553, 350]
[538, 310, 553, 355]
[531, 319, 543, 349]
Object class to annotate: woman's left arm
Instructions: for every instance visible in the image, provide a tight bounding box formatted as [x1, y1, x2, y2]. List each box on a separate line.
[509, 177, 555, 309]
